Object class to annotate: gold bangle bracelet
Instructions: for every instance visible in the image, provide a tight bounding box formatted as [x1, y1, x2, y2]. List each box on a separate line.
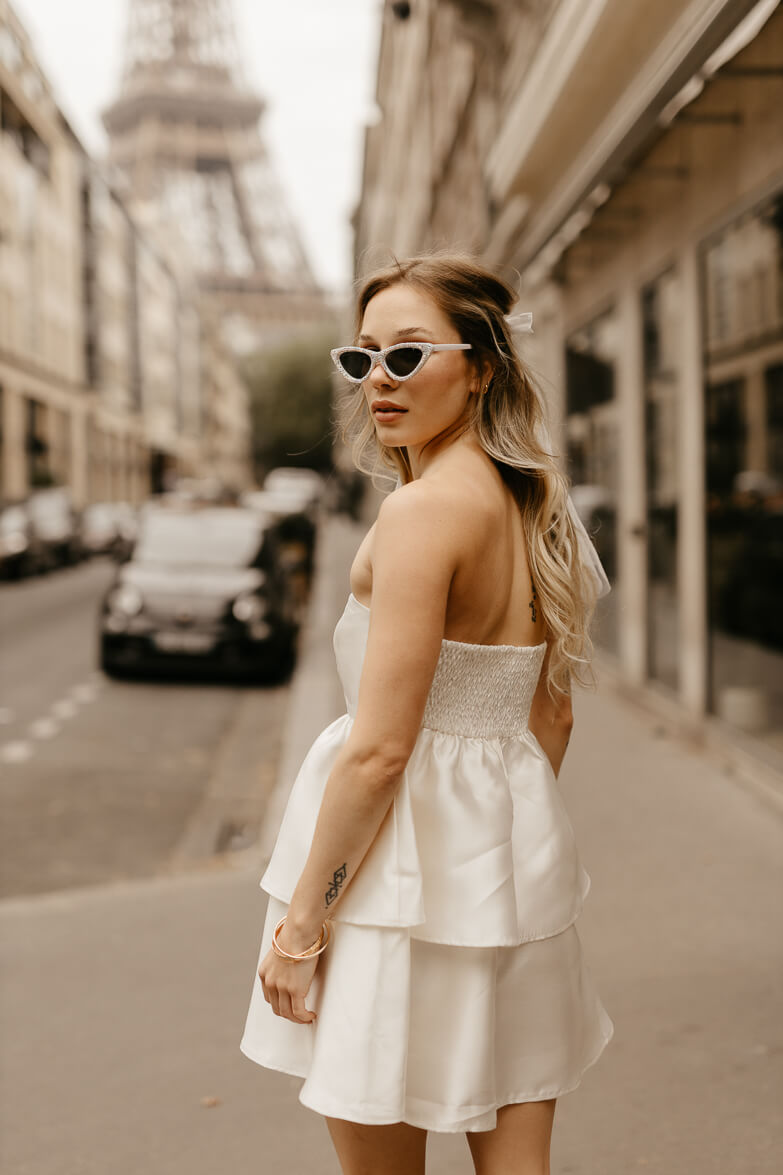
[271, 916, 332, 961]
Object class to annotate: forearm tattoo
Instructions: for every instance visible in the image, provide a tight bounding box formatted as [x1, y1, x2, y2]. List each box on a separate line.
[529, 581, 538, 623]
[325, 863, 347, 907]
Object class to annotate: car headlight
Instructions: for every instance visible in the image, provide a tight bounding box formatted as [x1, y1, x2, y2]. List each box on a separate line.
[232, 593, 264, 623]
[108, 584, 144, 616]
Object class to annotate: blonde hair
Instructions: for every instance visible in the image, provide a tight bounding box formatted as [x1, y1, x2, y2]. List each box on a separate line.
[337, 253, 599, 702]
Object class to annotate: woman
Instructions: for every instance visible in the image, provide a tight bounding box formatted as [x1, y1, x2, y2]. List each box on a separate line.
[240, 255, 614, 1174]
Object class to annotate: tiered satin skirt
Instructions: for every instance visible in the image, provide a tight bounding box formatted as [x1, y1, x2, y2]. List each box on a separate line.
[240, 893, 613, 1132]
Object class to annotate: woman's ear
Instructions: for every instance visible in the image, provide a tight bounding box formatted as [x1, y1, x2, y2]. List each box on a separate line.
[468, 359, 494, 397]
[479, 361, 496, 396]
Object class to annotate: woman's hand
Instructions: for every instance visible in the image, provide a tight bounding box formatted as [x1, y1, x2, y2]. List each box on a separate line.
[258, 925, 320, 1024]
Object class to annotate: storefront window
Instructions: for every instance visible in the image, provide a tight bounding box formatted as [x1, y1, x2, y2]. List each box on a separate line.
[701, 192, 783, 754]
[643, 270, 681, 691]
[27, 399, 51, 487]
[565, 308, 620, 653]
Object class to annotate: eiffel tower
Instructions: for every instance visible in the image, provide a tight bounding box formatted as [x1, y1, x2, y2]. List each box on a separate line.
[102, 0, 323, 351]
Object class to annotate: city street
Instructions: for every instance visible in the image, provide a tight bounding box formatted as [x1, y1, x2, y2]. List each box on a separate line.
[0, 560, 289, 898]
[1, 514, 781, 1174]
[2, 0, 781, 1167]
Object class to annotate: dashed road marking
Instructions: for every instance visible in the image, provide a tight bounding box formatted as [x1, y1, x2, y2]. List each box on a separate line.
[1, 741, 32, 764]
[2, 677, 104, 764]
[29, 717, 60, 740]
[52, 699, 78, 721]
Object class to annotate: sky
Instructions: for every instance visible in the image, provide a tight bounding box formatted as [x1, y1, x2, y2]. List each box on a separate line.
[13, 0, 383, 292]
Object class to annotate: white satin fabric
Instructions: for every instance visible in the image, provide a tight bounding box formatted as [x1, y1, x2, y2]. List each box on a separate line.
[240, 594, 614, 1131]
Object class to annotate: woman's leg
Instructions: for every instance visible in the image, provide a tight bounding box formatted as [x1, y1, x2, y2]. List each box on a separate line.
[325, 1117, 427, 1175]
[466, 1099, 557, 1175]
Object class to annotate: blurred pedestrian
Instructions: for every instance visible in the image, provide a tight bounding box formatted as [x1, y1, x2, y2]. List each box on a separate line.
[241, 254, 613, 1174]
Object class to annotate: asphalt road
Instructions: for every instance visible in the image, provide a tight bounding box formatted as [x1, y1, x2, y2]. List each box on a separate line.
[1, 517, 781, 1174]
[0, 559, 289, 898]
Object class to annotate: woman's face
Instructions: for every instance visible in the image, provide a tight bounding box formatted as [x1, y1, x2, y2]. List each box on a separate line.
[357, 284, 477, 448]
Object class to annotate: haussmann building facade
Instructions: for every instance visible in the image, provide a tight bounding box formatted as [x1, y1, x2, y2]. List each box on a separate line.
[0, 0, 252, 509]
[355, 0, 783, 782]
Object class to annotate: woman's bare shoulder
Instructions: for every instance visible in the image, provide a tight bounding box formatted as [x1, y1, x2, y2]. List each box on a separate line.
[377, 479, 461, 542]
[387, 457, 499, 515]
[386, 469, 502, 564]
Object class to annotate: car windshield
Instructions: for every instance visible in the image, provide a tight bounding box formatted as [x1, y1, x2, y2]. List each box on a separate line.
[1, 507, 26, 530]
[30, 493, 68, 520]
[133, 510, 265, 568]
[84, 505, 115, 523]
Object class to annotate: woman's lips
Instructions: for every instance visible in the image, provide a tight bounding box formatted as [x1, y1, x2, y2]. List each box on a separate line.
[372, 403, 408, 422]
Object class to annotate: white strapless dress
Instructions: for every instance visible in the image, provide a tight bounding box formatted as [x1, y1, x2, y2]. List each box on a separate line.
[240, 593, 613, 1132]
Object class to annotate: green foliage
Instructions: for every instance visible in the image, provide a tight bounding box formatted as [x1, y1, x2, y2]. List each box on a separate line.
[241, 330, 337, 479]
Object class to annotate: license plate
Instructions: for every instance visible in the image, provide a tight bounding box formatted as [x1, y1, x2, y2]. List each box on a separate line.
[154, 631, 215, 654]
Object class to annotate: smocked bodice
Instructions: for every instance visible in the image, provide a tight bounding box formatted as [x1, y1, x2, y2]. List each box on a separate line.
[336, 593, 547, 738]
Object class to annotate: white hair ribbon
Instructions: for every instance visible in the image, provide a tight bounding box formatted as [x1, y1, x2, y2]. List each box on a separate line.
[565, 495, 612, 600]
[505, 311, 534, 333]
[505, 309, 611, 599]
[534, 417, 612, 601]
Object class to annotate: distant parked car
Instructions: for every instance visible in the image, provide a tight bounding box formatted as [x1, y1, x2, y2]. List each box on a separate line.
[241, 487, 318, 621]
[81, 502, 138, 560]
[27, 488, 82, 568]
[0, 502, 47, 579]
[263, 468, 324, 532]
[99, 504, 298, 682]
[263, 467, 325, 507]
[169, 477, 227, 505]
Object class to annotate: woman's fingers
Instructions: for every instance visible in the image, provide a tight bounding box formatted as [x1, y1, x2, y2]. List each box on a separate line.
[276, 990, 294, 1021]
[258, 948, 318, 1023]
[292, 994, 316, 1024]
[258, 969, 270, 1003]
[268, 987, 280, 1016]
[264, 983, 316, 1024]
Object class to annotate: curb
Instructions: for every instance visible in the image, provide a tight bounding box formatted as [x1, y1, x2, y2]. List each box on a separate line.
[239, 510, 366, 874]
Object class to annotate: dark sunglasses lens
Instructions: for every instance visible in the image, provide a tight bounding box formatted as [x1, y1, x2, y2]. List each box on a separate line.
[340, 350, 372, 380]
[386, 346, 425, 378]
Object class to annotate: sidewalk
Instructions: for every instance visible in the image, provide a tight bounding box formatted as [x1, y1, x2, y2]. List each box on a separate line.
[1, 511, 781, 1175]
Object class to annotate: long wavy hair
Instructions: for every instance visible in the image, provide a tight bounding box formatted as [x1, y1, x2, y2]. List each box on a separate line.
[337, 254, 599, 702]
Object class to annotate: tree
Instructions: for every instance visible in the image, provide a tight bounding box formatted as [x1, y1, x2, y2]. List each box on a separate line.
[241, 330, 336, 479]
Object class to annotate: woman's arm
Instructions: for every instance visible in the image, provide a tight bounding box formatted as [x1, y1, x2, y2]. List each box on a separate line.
[527, 644, 573, 778]
[259, 484, 461, 1020]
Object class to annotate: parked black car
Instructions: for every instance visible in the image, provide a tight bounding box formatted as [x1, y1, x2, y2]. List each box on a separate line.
[99, 504, 299, 682]
[0, 501, 48, 578]
[81, 502, 138, 560]
[27, 488, 82, 568]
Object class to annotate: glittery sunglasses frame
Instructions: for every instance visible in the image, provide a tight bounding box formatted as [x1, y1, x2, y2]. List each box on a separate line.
[330, 342, 472, 384]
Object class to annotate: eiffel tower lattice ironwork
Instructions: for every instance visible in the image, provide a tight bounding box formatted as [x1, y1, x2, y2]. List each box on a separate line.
[103, 0, 321, 345]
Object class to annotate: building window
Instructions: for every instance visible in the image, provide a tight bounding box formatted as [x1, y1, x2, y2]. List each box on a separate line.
[0, 84, 50, 179]
[701, 192, 783, 755]
[766, 364, 783, 480]
[643, 269, 681, 691]
[565, 308, 620, 654]
[704, 193, 783, 357]
[26, 399, 51, 488]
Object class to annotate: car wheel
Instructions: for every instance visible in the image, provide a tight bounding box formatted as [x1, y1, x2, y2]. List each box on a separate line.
[100, 652, 124, 680]
[261, 629, 297, 685]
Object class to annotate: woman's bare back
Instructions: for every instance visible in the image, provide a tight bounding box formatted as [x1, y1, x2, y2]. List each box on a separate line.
[350, 446, 548, 650]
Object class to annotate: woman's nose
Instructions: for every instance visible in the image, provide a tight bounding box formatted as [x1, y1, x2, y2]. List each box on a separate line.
[369, 359, 396, 388]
